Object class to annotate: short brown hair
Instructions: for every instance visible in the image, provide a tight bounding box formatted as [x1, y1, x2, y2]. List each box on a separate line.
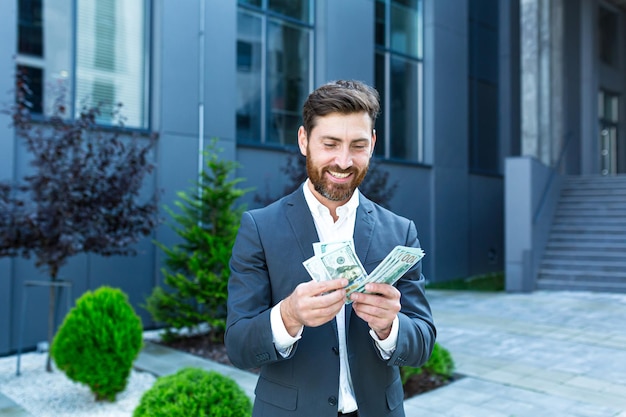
[301, 80, 380, 135]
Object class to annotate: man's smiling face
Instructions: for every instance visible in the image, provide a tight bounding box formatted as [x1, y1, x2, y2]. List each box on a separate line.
[298, 112, 376, 205]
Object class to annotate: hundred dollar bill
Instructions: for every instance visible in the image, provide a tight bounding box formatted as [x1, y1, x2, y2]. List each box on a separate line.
[303, 255, 333, 282]
[346, 246, 425, 300]
[368, 246, 424, 283]
[318, 243, 368, 292]
[304, 240, 356, 282]
[301, 242, 425, 304]
[313, 239, 355, 257]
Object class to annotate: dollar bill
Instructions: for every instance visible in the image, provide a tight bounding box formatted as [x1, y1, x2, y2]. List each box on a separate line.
[347, 246, 425, 298]
[313, 239, 355, 257]
[369, 246, 424, 283]
[302, 241, 425, 303]
[318, 244, 368, 291]
[303, 255, 333, 282]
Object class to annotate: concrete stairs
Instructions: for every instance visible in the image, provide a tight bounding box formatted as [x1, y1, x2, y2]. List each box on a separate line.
[536, 175, 626, 293]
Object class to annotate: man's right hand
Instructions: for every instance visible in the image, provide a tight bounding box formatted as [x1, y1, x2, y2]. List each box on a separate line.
[280, 279, 348, 337]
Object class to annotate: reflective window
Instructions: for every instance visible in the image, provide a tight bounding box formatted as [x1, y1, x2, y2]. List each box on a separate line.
[18, 0, 44, 57]
[16, 65, 43, 114]
[598, 6, 618, 67]
[237, 0, 313, 146]
[598, 90, 619, 123]
[374, 0, 423, 162]
[269, 0, 311, 22]
[598, 91, 619, 176]
[15, 0, 151, 130]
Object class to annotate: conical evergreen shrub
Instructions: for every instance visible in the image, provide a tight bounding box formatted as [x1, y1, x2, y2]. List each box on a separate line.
[51, 286, 143, 401]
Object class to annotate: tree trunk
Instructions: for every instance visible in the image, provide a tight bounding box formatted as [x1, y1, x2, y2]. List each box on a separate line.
[46, 272, 57, 372]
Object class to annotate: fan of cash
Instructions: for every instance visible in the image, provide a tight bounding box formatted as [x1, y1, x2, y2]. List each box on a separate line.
[302, 240, 425, 303]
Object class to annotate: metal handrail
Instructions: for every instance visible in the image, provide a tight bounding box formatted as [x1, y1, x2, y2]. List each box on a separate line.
[532, 132, 573, 224]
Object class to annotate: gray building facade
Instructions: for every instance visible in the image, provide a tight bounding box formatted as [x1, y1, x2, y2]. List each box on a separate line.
[1, 0, 624, 356]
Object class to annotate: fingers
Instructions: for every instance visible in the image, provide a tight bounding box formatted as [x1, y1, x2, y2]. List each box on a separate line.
[350, 283, 400, 337]
[282, 279, 348, 331]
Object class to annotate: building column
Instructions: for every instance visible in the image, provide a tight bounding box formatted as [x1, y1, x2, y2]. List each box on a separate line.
[521, 0, 565, 166]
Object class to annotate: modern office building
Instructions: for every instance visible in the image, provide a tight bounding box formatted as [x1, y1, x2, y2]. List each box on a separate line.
[0, 0, 624, 356]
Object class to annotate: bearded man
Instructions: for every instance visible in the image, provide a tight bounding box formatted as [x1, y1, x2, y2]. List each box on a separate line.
[225, 80, 436, 417]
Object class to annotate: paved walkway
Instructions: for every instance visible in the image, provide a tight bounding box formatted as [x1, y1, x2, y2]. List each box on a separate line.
[3, 289, 626, 416]
[406, 290, 626, 417]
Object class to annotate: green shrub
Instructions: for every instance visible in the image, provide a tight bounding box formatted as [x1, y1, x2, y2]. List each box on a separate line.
[401, 342, 455, 385]
[133, 367, 252, 417]
[145, 140, 250, 342]
[50, 286, 143, 401]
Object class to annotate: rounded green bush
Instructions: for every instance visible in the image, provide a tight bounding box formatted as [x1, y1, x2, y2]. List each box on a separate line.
[133, 367, 252, 417]
[51, 286, 143, 401]
[401, 342, 455, 385]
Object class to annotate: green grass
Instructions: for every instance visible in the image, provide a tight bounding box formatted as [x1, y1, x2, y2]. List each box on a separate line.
[426, 272, 504, 292]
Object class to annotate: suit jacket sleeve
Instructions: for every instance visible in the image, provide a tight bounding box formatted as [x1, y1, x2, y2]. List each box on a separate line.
[350, 200, 435, 370]
[225, 210, 283, 370]
[385, 219, 436, 368]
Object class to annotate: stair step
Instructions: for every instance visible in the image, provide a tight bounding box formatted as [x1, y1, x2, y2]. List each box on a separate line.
[552, 217, 626, 229]
[565, 174, 626, 182]
[558, 201, 626, 208]
[562, 191, 626, 199]
[559, 195, 626, 204]
[543, 249, 626, 260]
[539, 259, 626, 277]
[548, 233, 626, 242]
[545, 240, 626, 249]
[554, 216, 626, 224]
[536, 279, 626, 293]
[556, 210, 626, 218]
[538, 268, 626, 279]
[537, 175, 626, 293]
[551, 224, 626, 234]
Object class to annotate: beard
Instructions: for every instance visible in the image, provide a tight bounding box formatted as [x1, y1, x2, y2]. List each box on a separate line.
[306, 157, 369, 202]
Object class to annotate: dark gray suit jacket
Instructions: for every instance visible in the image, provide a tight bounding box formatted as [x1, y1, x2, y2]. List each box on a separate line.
[226, 186, 436, 417]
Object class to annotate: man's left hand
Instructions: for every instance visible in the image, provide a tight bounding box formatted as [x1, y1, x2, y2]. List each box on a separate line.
[350, 283, 400, 340]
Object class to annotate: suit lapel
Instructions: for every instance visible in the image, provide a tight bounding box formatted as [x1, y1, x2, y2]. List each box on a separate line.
[354, 196, 376, 264]
[285, 188, 377, 339]
[346, 195, 376, 326]
[284, 185, 319, 261]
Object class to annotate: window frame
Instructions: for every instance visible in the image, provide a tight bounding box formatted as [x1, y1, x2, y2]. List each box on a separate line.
[374, 0, 424, 163]
[236, 0, 315, 147]
[14, 0, 152, 132]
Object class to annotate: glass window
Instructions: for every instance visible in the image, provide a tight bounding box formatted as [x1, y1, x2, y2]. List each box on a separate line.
[598, 90, 619, 123]
[390, 56, 420, 160]
[237, 1, 313, 146]
[18, 0, 44, 57]
[236, 12, 263, 143]
[390, 1, 422, 58]
[598, 6, 618, 67]
[374, 0, 424, 162]
[269, 0, 311, 22]
[75, 0, 149, 127]
[17, 65, 43, 114]
[15, 0, 150, 130]
[598, 90, 619, 176]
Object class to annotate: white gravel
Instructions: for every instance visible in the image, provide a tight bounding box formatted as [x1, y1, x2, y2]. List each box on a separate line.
[0, 351, 156, 417]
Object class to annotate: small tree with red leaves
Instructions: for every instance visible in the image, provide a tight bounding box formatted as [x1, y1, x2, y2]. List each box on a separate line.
[0, 72, 159, 371]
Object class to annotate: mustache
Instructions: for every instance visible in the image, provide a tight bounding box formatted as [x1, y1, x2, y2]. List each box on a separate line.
[325, 166, 356, 174]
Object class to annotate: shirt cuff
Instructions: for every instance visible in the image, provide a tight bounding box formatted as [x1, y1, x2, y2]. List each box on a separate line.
[271, 301, 303, 357]
[369, 316, 399, 359]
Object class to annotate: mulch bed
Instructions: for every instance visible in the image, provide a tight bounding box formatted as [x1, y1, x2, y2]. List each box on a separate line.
[158, 334, 457, 399]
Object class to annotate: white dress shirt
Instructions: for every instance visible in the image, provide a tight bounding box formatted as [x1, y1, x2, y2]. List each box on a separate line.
[270, 181, 399, 413]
